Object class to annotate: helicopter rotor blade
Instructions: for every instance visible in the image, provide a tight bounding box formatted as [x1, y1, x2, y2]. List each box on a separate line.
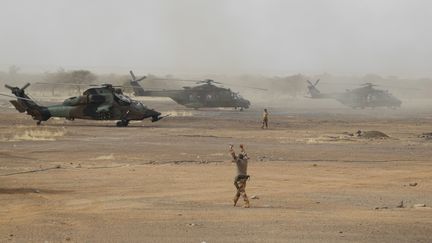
[150, 78, 218, 83]
[4, 84, 14, 90]
[306, 80, 314, 87]
[151, 78, 199, 83]
[201, 79, 222, 85]
[0, 93, 34, 101]
[88, 84, 128, 88]
[141, 77, 267, 90]
[314, 79, 320, 86]
[129, 70, 137, 81]
[21, 83, 31, 90]
[129, 70, 147, 82]
[224, 83, 268, 91]
[360, 82, 378, 87]
[36, 82, 95, 87]
[155, 78, 267, 90]
[135, 76, 147, 82]
[36, 82, 125, 88]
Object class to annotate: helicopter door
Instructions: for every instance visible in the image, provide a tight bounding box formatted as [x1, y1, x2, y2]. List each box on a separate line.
[88, 94, 105, 104]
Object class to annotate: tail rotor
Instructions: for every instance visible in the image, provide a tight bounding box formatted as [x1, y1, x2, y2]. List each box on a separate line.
[5, 83, 30, 96]
[307, 79, 320, 88]
[2, 83, 50, 123]
[129, 70, 146, 82]
[128, 70, 146, 96]
[306, 79, 321, 98]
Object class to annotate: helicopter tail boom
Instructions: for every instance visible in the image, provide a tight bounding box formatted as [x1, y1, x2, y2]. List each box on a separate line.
[5, 83, 51, 122]
[306, 79, 323, 98]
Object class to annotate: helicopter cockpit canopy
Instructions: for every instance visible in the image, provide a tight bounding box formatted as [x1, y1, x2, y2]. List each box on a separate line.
[131, 100, 147, 110]
[232, 92, 243, 100]
[114, 93, 132, 105]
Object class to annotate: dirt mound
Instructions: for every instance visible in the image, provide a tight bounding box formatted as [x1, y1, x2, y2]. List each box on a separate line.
[357, 130, 389, 139]
[419, 133, 432, 140]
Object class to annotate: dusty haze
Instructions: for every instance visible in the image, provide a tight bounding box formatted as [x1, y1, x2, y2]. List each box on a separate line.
[1, 0, 432, 77]
[1, 2, 432, 242]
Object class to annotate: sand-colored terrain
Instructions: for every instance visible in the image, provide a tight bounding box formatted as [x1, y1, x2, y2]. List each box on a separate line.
[1, 100, 432, 242]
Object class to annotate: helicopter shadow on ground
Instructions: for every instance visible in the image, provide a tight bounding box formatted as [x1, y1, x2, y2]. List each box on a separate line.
[0, 188, 71, 194]
[41, 122, 161, 128]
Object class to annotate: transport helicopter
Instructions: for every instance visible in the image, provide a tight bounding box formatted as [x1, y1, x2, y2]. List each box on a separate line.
[306, 80, 402, 109]
[0, 83, 166, 127]
[128, 71, 265, 110]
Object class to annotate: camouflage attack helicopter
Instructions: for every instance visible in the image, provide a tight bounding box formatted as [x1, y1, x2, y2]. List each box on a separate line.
[128, 71, 263, 110]
[306, 80, 402, 109]
[0, 83, 165, 127]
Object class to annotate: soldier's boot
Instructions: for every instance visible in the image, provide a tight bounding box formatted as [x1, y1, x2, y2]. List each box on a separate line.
[233, 195, 240, 207]
[243, 200, 250, 208]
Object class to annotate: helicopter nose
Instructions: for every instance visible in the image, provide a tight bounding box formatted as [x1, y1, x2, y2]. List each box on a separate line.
[147, 109, 160, 117]
[148, 109, 162, 122]
[243, 99, 251, 108]
[396, 99, 402, 106]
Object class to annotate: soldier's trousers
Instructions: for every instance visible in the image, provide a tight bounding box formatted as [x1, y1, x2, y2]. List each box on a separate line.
[262, 119, 268, 128]
[234, 178, 249, 204]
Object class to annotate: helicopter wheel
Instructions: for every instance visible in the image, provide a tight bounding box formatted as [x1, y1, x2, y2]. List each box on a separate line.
[36, 120, 42, 126]
[116, 120, 129, 127]
[240, 107, 244, 111]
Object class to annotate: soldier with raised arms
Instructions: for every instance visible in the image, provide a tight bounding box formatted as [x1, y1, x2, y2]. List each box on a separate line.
[229, 144, 250, 208]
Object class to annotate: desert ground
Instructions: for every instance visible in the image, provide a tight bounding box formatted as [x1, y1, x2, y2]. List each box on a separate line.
[0, 98, 432, 242]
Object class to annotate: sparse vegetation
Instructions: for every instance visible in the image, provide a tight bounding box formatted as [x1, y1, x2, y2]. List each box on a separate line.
[10, 127, 66, 141]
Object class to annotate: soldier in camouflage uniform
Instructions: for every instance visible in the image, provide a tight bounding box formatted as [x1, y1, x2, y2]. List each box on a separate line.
[261, 108, 269, 129]
[229, 144, 250, 208]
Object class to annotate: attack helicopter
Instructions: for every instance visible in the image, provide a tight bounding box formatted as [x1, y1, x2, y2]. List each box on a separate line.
[0, 83, 166, 127]
[128, 71, 264, 110]
[306, 80, 402, 109]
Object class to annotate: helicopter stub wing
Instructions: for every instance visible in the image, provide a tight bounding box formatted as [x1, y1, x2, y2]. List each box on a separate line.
[9, 100, 27, 112]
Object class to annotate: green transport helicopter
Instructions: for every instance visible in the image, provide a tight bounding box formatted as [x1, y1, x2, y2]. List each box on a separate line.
[128, 71, 265, 110]
[306, 80, 402, 109]
[0, 83, 166, 127]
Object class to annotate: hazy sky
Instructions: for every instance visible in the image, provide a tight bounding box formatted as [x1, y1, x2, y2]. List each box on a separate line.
[0, 0, 431, 76]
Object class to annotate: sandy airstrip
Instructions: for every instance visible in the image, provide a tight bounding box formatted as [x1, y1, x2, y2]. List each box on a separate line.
[1, 98, 431, 242]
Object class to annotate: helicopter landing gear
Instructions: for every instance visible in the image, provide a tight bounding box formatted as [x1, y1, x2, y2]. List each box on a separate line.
[36, 120, 42, 126]
[116, 120, 129, 127]
[240, 107, 244, 111]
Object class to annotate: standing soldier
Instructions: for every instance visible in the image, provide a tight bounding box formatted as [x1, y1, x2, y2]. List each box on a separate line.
[261, 108, 269, 129]
[229, 144, 250, 208]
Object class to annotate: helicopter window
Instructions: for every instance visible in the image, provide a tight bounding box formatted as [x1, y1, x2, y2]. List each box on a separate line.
[132, 101, 147, 109]
[114, 93, 132, 106]
[84, 88, 98, 95]
[232, 92, 241, 100]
